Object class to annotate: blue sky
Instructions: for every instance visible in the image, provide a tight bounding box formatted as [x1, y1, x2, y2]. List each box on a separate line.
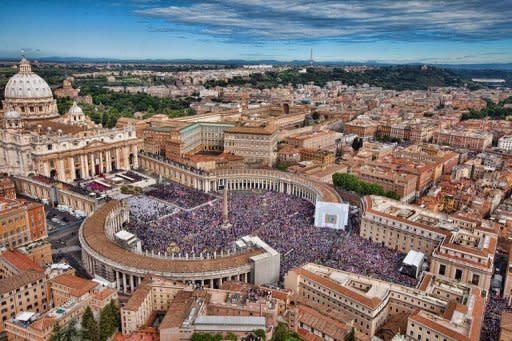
[1, 0, 511, 63]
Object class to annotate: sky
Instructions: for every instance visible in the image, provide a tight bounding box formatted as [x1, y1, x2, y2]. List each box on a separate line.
[1, 0, 512, 63]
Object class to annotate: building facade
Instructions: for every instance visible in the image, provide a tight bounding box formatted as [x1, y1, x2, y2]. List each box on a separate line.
[0, 58, 142, 182]
[285, 263, 484, 341]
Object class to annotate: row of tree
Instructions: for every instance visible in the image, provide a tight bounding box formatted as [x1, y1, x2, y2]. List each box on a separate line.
[50, 300, 120, 341]
[56, 86, 197, 128]
[461, 96, 512, 120]
[332, 173, 400, 200]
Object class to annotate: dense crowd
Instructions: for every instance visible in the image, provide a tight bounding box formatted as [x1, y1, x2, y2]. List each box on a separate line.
[146, 183, 215, 209]
[124, 171, 146, 182]
[126, 195, 177, 222]
[481, 296, 512, 341]
[324, 233, 418, 287]
[126, 184, 416, 285]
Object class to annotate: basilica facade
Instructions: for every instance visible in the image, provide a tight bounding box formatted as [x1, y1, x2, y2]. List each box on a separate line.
[0, 58, 141, 182]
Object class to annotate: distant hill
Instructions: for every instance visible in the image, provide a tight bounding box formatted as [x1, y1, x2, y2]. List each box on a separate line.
[205, 65, 472, 91]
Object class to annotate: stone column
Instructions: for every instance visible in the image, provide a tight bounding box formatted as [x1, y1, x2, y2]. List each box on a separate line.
[80, 155, 87, 178]
[58, 158, 65, 181]
[115, 148, 121, 170]
[106, 150, 112, 172]
[68, 157, 75, 181]
[124, 146, 130, 169]
[44, 161, 51, 177]
[129, 275, 134, 293]
[99, 151, 104, 174]
[89, 153, 95, 177]
[122, 273, 127, 294]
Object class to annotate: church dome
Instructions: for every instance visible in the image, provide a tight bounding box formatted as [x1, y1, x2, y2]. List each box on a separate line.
[3, 110, 21, 120]
[68, 102, 83, 116]
[4, 58, 53, 99]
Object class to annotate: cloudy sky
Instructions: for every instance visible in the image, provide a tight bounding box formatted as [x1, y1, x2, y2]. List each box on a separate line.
[1, 0, 511, 63]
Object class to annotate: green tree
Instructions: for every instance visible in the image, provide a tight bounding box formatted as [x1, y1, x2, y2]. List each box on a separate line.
[50, 324, 64, 341]
[254, 329, 266, 340]
[82, 306, 99, 341]
[225, 332, 237, 341]
[99, 300, 120, 341]
[344, 327, 357, 341]
[272, 323, 289, 341]
[64, 319, 79, 340]
[352, 137, 363, 151]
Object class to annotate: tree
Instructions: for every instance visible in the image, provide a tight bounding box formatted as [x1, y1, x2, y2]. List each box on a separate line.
[344, 327, 357, 341]
[254, 329, 266, 340]
[82, 306, 99, 341]
[50, 324, 64, 341]
[352, 137, 363, 151]
[226, 332, 237, 341]
[64, 319, 78, 340]
[99, 300, 120, 341]
[272, 323, 289, 341]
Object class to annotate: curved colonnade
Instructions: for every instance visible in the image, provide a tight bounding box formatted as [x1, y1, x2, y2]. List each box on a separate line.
[80, 154, 342, 294]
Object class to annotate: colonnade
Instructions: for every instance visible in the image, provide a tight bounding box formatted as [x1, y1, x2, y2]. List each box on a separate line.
[139, 154, 340, 203]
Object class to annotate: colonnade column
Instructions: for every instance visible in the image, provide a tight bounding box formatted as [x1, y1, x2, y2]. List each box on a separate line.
[106, 150, 112, 172]
[99, 151, 104, 174]
[58, 158, 65, 181]
[68, 157, 75, 180]
[89, 153, 95, 177]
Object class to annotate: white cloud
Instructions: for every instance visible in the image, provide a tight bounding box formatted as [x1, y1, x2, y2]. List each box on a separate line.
[135, 0, 512, 42]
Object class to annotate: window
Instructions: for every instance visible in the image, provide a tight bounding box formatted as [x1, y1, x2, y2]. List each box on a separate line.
[471, 274, 480, 286]
[455, 269, 463, 281]
[439, 264, 446, 276]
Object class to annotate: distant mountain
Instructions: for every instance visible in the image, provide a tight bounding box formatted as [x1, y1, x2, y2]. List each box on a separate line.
[0, 55, 511, 70]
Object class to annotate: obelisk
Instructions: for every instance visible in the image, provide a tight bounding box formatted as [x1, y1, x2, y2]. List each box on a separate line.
[222, 186, 231, 228]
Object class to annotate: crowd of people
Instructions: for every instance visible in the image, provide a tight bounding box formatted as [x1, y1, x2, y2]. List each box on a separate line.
[126, 184, 414, 285]
[481, 296, 512, 341]
[126, 195, 177, 222]
[146, 182, 215, 209]
[324, 233, 418, 287]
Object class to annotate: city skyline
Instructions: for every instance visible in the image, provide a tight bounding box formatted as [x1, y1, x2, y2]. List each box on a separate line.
[1, 0, 512, 64]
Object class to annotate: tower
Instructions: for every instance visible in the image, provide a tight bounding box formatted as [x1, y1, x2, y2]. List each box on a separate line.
[309, 48, 314, 66]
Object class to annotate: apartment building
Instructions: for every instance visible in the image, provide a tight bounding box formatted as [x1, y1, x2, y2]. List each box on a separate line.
[343, 117, 378, 139]
[5, 274, 117, 341]
[0, 183, 48, 250]
[352, 165, 417, 202]
[284, 263, 484, 341]
[433, 129, 493, 151]
[286, 130, 341, 150]
[121, 277, 283, 340]
[224, 122, 279, 167]
[498, 135, 512, 151]
[0, 250, 48, 332]
[361, 196, 497, 293]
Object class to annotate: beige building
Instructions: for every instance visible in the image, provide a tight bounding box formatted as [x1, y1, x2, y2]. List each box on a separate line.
[0, 250, 48, 332]
[432, 129, 493, 151]
[0, 58, 142, 182]
[5, 274, 117, 341]
[286, 130, 341, 150]
[361, 195, 497, 294]
[352, 165, 417, 202]
[121, 277, 280, 340]
[284, 263, 484, 341]
[343, 117, 378, 139]
[224, 122, 279, 167]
